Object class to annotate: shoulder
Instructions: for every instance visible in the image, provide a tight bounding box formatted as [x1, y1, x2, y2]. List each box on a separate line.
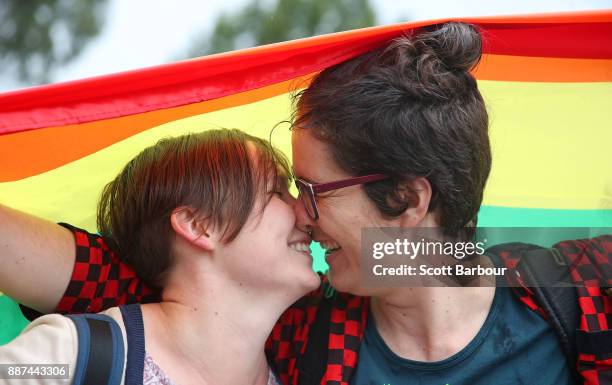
[99, 306, 127, 324]
[0, 308, 131, 385]
[1, 313, 78, 359]
[0, 314, 78, 385]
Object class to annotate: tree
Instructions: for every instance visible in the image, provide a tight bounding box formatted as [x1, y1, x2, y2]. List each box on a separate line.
[0, 0, 108, 83]
[187, 0, 376, 57]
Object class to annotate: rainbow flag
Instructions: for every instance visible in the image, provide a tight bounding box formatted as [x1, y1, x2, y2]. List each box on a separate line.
[1, 11, 611, 343]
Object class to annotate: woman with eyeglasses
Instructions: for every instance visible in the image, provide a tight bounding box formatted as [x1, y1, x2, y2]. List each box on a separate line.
[0, 22, 580, 384]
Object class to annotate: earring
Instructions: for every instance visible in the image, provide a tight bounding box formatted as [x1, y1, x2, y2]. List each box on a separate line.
[306, 225, 314, 238]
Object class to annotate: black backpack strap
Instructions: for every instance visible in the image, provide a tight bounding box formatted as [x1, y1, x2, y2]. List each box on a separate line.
[297, 294, 332, 385]
[488, 244, 581, 382]
[67, 313, 125, 385]
[518, 248, 579, 367]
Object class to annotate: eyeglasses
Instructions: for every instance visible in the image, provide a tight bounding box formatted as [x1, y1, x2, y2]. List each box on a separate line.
[294, 174, 389, 220]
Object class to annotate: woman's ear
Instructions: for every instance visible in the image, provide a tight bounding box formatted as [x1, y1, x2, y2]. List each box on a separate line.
[170, 207, 215, 251]
[396, 177, 433, 227]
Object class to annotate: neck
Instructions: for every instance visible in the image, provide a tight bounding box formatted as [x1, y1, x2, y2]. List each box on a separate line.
[370, 285, 495, 362]
[141, 262, 291, 385]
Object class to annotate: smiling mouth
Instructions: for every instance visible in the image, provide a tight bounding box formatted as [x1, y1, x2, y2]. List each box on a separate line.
[320, 240, 341, 259]
[289, 241, 312, 257]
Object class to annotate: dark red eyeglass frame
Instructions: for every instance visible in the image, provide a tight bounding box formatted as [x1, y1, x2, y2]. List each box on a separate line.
[294, 174, 389, 220]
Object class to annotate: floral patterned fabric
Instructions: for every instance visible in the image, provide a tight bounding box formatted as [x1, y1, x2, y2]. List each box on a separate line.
[144, 353, 280, 385]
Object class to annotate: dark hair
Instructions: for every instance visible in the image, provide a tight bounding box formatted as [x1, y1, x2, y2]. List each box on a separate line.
[294, 22, 490, 239]
[97, 128, 291, 288]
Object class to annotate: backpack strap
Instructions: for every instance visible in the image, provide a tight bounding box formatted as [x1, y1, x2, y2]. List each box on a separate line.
[517, 247, 580, 377]
[67, 313, 125, 385]
[297, 286, 333, 385]
[488, 243, 581, 382]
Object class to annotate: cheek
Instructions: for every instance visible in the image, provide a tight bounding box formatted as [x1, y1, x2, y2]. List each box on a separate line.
[317, 200, 362, 250]
[316, 201, 348, 235]
[265, 199, 296, 236]
[318, 196, 352, 222]
[319, 196, 380, 261]
[318, 195, 370, 230]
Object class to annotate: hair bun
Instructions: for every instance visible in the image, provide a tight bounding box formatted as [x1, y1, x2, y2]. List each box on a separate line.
[414, 22, 482, 72]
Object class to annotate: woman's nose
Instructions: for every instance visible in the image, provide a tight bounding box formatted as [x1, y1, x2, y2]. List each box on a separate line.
[293, 197, 315, 235]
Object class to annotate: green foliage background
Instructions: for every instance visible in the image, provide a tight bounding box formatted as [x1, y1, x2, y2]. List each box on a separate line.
[0, 0, 107, 82]
[188, 0, 375, 56]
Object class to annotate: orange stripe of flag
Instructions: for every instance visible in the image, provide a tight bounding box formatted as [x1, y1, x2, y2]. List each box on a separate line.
[474, 54, 612, 82]
[0, 74, 314, 182]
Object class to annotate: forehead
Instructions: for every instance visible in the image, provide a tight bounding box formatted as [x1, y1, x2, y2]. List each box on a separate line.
[291, 128, 347, 182]
[246, 140, 289, 183]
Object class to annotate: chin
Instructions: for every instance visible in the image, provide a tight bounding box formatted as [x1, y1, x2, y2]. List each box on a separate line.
[291, 269, 322, 295]
[328, 267, 360, 295]
[305, 271, 322, 291]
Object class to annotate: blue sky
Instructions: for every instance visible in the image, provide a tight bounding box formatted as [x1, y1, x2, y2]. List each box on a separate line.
[2, 0, 611, 92]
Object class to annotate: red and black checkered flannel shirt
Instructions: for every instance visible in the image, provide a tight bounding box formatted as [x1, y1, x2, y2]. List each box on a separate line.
[55, 224, 611, 385]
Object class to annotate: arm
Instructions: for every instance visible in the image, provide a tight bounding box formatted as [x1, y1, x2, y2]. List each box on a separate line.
[0, 204, 159, 316]
[0, 314, 78, 385]
[53, 222, 159, 314]
[0, 204, 75, 313]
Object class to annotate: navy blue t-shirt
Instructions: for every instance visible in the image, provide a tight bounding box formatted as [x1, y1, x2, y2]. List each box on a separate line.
[350, 286, 572, 385]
